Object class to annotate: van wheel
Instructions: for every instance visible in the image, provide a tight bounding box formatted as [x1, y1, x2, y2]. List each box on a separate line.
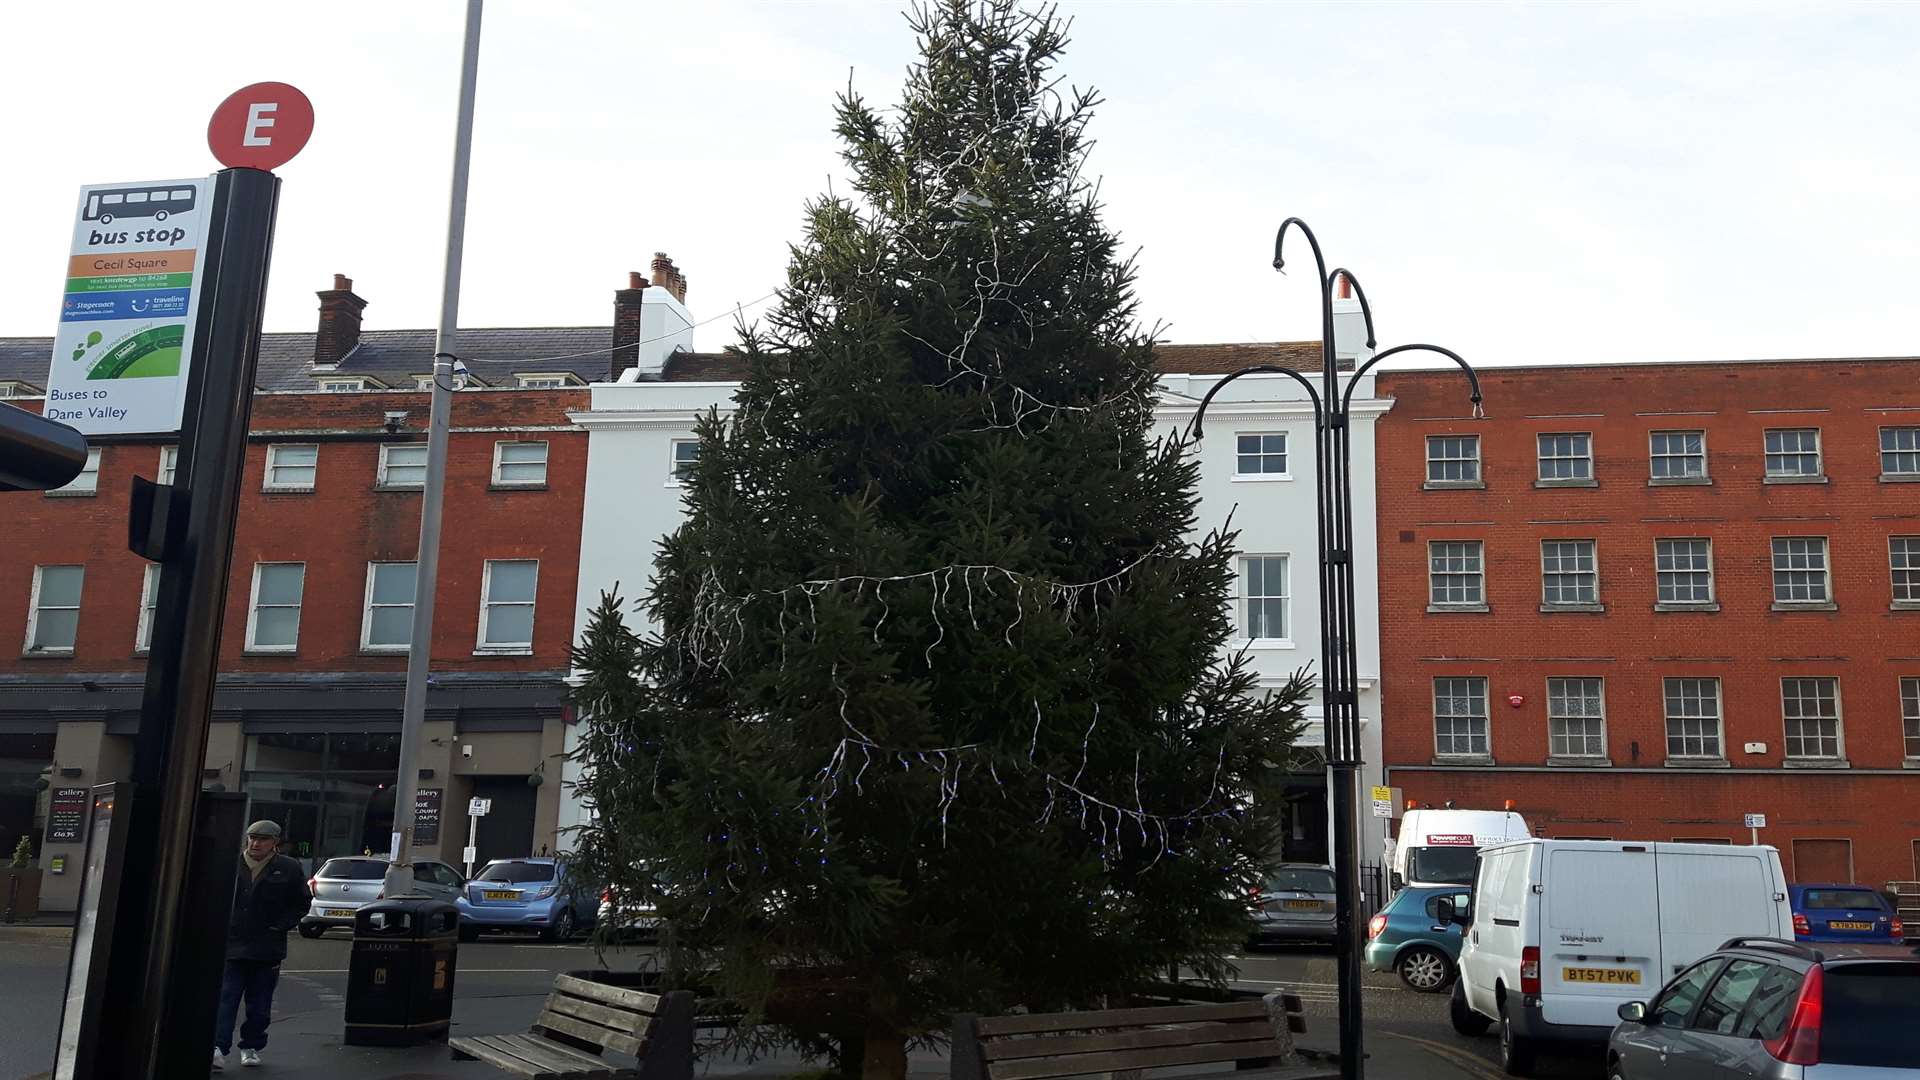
[1396, 946, 1452, 993]
[1449, 980, 1492, 1036]
[1499, 1005, 1537, 1076]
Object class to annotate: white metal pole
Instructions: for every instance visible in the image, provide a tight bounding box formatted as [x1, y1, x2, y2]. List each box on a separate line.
[466, 812, 479, 878]
[388, 0, 484, 899]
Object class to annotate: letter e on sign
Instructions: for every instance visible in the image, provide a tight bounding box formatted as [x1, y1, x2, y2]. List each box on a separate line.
[208, 82, 314, 170]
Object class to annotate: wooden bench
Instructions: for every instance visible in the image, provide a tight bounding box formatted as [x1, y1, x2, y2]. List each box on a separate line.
[449, 973, 696, 1080]
[953, 993, 1324, 1080]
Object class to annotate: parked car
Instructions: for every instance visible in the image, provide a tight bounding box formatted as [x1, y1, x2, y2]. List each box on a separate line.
[1608, 936, 1920, 1078]
[596, 884, 662, 940]
[1366, 885, 1470, 992]
[1790, 883, 1905, 944]
[298, 856, 466, 937]
[1247, 864, 1337, 945]
[456, 857, 596, 942]
[1450, 839, 1792, 1077]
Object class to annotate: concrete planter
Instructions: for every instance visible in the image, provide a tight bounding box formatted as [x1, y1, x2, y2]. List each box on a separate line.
[2, 867, 43, 921]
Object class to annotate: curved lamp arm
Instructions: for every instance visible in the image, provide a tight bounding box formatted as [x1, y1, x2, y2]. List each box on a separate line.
[1273, 217, 1328, 281]
[1185, 365, 1325, 442]
[1327, 268, 1378, 350]
[1340, 343, 1485, 417]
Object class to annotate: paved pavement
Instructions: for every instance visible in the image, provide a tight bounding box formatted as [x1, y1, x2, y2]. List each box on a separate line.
[0, 927, 1605, 1080]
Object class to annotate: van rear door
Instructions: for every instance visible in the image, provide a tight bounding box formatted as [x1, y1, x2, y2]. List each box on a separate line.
[1652, 847, 1777, 978]
[1540, 845, 1661, 1027]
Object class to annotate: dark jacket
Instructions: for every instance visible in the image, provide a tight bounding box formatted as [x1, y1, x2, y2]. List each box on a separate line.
[228, 853, 311, 963]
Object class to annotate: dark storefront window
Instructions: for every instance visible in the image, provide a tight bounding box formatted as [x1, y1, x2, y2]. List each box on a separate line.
[0, 733, 56, 860]
[244, 732, 400, 868]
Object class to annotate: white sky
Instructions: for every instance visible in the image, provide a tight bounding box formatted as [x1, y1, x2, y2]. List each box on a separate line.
[4, 1, 1916, 367]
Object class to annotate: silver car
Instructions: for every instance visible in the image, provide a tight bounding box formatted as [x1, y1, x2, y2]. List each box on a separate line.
[1608, 937, 1920, 1078]
[1248, 864, 1338, 945]
[298, 856, 466, 937]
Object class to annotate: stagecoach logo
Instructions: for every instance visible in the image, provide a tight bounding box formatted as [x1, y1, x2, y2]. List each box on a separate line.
[43, 177, 213, 435]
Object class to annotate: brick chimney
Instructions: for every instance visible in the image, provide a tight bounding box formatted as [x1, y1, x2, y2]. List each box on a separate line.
[611, 271, 649, 381]
[649, 253, 687, 304]
[314, 273, 367, 367]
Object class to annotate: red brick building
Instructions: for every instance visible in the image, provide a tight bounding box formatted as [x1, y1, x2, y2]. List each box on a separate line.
[0, 262, 698, 909]
[1375, 359, 1920, 887]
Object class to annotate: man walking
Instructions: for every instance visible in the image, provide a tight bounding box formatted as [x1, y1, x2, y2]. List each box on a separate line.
[215, 821, 310, 1069]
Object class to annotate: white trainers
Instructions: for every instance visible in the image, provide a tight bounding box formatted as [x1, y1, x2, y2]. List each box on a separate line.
[239, 1048, 262, 1067]
[212, 1049, 226, 1071]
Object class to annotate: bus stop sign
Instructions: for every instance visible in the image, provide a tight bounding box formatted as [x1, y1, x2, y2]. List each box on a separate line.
[208, 83, 314, 170]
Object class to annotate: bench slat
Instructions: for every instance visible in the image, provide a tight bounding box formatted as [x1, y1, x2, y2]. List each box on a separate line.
[448, 1035, 565, 1079]
[544, 991, 652, 1035]
[491, 1034, 615, 1077]
[537, 1009, 646, 1056]
[976, 1002, 1266, 1038]
[554, 974, 662, 1013]
[988, 1039, 1288, 1080]
[982, 1020, 1277, 1062]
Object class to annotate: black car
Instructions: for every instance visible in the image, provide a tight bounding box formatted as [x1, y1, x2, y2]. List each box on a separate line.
[1607, 936, 1920, 1078]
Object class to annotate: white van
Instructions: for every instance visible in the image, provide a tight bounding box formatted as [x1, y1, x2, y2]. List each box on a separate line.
[1447, 839, 1791, 1076]
[1391, 808, 1531, 888]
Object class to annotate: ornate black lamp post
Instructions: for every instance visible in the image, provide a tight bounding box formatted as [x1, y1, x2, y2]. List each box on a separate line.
[1188, 219, 1482, 1079]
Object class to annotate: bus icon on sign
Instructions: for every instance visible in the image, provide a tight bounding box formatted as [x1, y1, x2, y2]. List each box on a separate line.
[84, 185, 197, 225]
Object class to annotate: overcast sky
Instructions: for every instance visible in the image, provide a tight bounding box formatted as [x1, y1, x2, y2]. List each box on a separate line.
[4, 1, 1916, 368]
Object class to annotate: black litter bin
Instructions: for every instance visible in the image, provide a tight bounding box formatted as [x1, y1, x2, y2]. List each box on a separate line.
[344, 895, 459, 1045]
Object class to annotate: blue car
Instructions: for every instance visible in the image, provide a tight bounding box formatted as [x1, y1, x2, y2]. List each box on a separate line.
[456, 857, 597, 942]
[1364, 884, 1471, 992]
[1790, 882, 1903, 943]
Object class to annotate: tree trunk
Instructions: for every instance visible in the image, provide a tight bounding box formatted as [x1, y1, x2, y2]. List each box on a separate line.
[860, 972, 908, 1080]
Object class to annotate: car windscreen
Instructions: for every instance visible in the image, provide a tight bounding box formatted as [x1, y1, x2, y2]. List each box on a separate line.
[1820, 965, 1920, 1067]
[1407, 846, 1478, 885]
[317, 858, 386, 881]
[1265, 869, 1335, 894]
[1801, 888, 1885, 910]
[476, 861, 556, 883]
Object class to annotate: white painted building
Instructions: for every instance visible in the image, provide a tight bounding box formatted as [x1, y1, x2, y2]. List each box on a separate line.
[563, 298, 1392, 866]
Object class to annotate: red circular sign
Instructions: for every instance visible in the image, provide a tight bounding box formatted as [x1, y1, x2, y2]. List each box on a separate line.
[208, 82, 314, 170]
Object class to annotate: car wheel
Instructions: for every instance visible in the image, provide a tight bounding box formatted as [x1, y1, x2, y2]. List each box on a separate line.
[1499, 1004, 1537, 1076]
[298, 923, 324, 939]
[1449, 979, 1492, 1036]
[1396, 946, 1452, 993]
[457, 924, 478, 943]
[542, 908, 575, 943]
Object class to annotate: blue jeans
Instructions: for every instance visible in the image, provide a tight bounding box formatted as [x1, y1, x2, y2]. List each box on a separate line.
[215, 959, 280, 1053]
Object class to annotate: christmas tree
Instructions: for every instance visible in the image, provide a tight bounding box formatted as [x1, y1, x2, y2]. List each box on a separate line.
[570, 3, 1307, 1076]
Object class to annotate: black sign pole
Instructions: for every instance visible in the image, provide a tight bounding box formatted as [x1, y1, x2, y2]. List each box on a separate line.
[88, 166, 281, 1079]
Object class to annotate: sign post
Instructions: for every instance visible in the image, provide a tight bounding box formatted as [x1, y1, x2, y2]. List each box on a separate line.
[53, 81, 311, 1080]
[465, 797, 491, 878]
[1744, 812, 1766, 846]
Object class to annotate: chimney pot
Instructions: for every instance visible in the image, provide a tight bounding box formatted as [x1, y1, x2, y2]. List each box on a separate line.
[333, 273, 352, 292]
[628, 271, 647, 289]
[314, 274, 368, 367]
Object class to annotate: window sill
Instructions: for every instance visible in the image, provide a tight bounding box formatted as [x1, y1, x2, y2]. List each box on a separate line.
[489, 482, 549, 492]
[1430, 755, 1495, 767]
[473, 647, 534, 657]
[1232, 638, 1298, 650]
[1422, 480, 1485, 491]
[1546, 756, 1612, 768]
[1533, 478, 1597, 489]
[360, 647, 410, 656]
[1881, 473, 1920, 484]
[1427, 604, 1490, 614]
[373, 483, 424, 493]
[242, 648, 297, 657]
[43, 490, 98, 498]
[1763, 475, 1828, 485]
[1654, 602, 1720, 613]
[1648, 476, 1712, 487]
[1770, 601, 1837, 612]
[1540, 603, 1606, 614]
[261, 487, 315, 495]
[20, 649, 75, 659]
[1905, 759, 1920, 770]
[1231, 474, 1294, 483]
[1782, 758, 1850, 769]
[1664, 757, 1730, 769]
[1891, 601, 1920, 611]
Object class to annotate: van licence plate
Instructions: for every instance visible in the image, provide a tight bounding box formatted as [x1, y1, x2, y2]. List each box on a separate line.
[1563, 967, 1641, 985]
[482, 889, 518, 900]
[1827, 921, 1874, 931]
